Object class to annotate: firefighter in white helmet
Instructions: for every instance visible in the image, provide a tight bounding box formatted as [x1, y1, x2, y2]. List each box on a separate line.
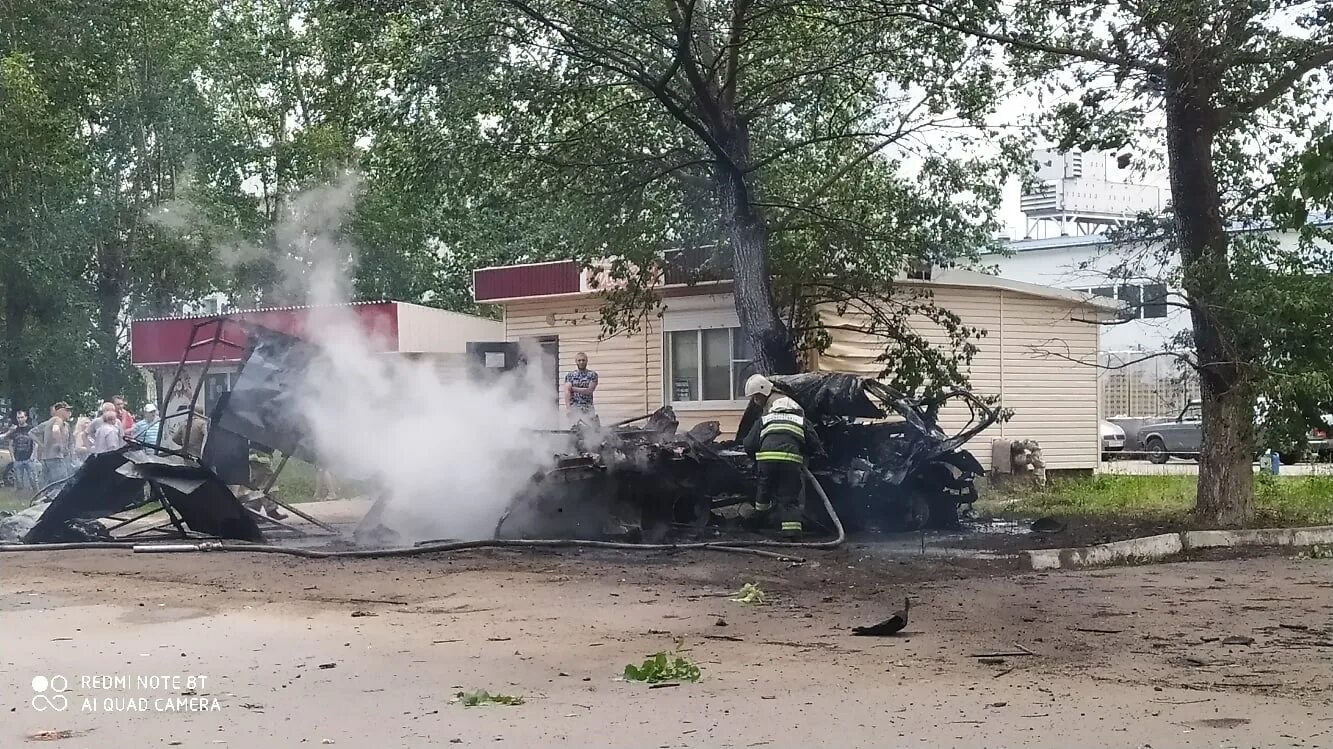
[743, 373, 775, 410]
[742, 395, 824, 538]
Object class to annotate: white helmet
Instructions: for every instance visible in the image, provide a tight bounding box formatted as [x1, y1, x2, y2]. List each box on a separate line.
[744, 374, 774, 398]
[769, 396, 802, 415]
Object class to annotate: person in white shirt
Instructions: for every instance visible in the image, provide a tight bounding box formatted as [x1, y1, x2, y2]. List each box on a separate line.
[89, 402, 125, 455]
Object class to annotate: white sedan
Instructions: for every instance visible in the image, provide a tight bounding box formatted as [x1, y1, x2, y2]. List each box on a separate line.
[1100, 420, 1126, 459]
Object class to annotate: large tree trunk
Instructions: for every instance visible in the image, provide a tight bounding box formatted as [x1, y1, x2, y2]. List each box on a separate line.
[1164, 74, 1254, 526]
[712, 121, 798, 375]
[2, 279, 28, 419]
[94, 241, 126, 398]
[716, 170, 798, 375]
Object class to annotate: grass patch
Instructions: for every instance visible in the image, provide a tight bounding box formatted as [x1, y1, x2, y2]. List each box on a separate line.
[454, 689, 525, 707]
[729, 582, 767, 605]
[979, 473, 1333, 527]
[0, 487, 29, 514]
[273, 458, 318, 504]
[269, 457, 366, 504]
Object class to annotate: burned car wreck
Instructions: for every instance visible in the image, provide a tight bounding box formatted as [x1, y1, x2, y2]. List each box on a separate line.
[499, 372, 999, 540]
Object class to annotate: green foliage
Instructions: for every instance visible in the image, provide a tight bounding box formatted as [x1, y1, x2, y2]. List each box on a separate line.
[0, 488, 29, 515]
[454, 690, 525, 706]
[1, 0, 458, 408]
[349, 0, 1021, 387]
[622, 644, 702, 684]
[729, 582, 767, 605]
[0, 0, 1020, 405]
[0, 0, 227, 404]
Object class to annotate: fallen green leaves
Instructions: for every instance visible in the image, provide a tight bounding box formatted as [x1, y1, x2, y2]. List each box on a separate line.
[454, 690, 525, 707]
[730, 582, 766, 605]
[623, 643, 702, 684]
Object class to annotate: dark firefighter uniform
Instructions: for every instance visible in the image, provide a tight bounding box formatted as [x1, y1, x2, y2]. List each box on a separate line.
[742, 400, 824, 535]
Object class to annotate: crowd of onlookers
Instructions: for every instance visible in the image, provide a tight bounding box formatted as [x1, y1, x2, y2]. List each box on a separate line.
[4, 396, 338, 515]
[2, 396, 190, 492]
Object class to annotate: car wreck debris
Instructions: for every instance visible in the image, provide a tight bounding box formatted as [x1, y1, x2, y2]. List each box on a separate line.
[3, 319, 322, 548]
[494, 373, 998, 540]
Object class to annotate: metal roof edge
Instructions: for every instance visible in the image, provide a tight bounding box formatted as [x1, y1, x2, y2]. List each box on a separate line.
[131, 299, 393, 323]
[391, 301, 501, 323]
[480, 290, 598, 305]
[919, 268, 1123, 311]
[473, 259, 579, 273]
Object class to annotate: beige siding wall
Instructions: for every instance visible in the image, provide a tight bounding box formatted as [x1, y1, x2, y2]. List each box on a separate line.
[996, 291, 1101, 470]
[814, 286, 1100, 470]
[503, 298, 663, 423]
[395, 303, 503, 354]
[502, 287, 1101, 470]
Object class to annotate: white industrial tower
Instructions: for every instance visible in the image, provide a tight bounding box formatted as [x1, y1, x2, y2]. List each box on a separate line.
[1020, 149, 1164, 239]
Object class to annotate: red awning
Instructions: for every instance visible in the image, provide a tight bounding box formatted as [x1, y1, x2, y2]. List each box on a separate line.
[473, 260, 581, 302]
[130, 302, 401, 366]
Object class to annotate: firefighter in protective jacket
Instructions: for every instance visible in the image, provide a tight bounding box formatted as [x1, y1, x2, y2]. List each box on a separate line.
[742, 396, 825, 537]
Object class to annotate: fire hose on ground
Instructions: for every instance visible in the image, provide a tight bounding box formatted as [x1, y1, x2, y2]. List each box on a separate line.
[0, 468, 844, 562]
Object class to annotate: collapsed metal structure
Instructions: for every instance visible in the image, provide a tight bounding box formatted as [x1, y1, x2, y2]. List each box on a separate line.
[0, 317, 332, 545]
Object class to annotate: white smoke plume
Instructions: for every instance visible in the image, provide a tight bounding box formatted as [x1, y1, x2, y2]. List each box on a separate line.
[265, 175, 562, 543]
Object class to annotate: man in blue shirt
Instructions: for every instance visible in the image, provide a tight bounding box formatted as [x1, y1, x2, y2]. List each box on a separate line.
[563, 352, 599, 425]
[131, 403, 161, 445]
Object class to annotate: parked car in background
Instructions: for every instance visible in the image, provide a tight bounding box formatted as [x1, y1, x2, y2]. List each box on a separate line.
[1138, 400, 1333, 465]
[1100, 420, 1126, 460]
[1140, 401, 1202, 464]
[1311, 415, 1333, 458]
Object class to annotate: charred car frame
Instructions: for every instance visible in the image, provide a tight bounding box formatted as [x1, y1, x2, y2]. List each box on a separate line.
[501, 373, 999, 540]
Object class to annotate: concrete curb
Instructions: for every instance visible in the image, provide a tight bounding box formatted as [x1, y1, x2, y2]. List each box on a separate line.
[1181, 526, 1333, 551]
[1020, 525, 1333, 571]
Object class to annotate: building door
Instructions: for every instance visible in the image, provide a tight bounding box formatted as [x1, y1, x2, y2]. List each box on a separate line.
[466, 338, 559, 397]
[535, 336, 559, 408]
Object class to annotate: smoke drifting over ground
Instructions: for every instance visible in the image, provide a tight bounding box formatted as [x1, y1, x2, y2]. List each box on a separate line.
[266, 176, 560, 542]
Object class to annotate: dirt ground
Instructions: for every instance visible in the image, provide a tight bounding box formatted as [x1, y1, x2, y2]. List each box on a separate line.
[2, 546, 1330, 748]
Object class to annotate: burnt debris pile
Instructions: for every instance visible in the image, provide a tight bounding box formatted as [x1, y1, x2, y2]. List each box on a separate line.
[490, 373, 998, 542]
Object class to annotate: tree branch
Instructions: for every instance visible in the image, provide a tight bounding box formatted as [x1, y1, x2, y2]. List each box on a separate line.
[1028, 344, 1198, 373]
[664, 0, 725, 128]
[743, 124, 917, 173]
[720, 0, 752, 108]
[1220, 44, 1333, 123]
[881, 7, 1164, 74]
[502, 0, 741, 173]
[768, 93, 934, 235]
